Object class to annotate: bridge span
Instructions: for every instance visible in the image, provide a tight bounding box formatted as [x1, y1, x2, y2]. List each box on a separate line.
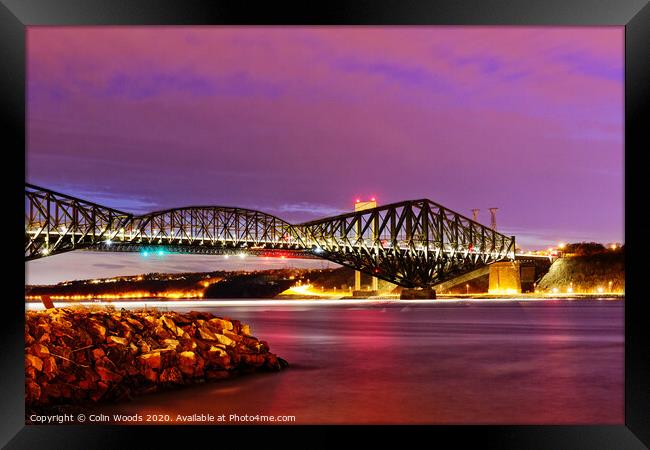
[25, 184, 516, 288]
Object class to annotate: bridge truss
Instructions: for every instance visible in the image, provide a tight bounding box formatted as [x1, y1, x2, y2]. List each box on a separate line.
[26, 184, 515, 288]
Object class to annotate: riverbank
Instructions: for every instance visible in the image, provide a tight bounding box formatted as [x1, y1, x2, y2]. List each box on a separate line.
[25, 307, 287, 415]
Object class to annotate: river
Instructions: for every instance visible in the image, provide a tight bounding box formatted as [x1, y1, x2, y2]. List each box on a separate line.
[52, 298, 623, 424]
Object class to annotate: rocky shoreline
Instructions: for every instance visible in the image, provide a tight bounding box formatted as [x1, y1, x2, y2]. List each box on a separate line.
[25, 307, 287, 411]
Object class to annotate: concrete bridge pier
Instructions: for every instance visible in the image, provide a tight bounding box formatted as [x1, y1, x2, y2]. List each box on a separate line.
[488, 261, 522, 294]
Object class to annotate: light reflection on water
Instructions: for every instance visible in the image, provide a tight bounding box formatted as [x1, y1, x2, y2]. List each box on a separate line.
[63, 299, 622, 424]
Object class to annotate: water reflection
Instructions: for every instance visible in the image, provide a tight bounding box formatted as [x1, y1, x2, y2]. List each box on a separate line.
[83, 299, 623, 424]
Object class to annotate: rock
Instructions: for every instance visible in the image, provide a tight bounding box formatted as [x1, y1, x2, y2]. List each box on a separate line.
[29, 343, 50, 359]
[215, 333, 235, 347]
[208, 318, 233, 331]
[26, 380, 41, 402]
[178, 351, 197, 376]
[42, 356, 58, 377]
[161, 315, 178, 334]
[138, 340, 151, 353]
[163, 339, 180, 350]
[95, 365, 123, 383]
[25, 366, 38, 379]
[160, 367, 183, 384]
[154, 325, 171, 339]
[107, 335, 129, 346]
[91, 348, 105, 360]
[125, 316, 143, 329]
[25, 354, 44, 372]
[222, 331, 243, 343]
[89, 322, 107, 339]
[207, 346, 231, 368]
[197, 325, 218, 341]
[25, 307, 287, 408]
[138, 351, 162, 370]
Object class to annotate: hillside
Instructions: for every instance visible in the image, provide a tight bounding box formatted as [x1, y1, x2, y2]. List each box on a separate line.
[536, 249, 624, 293]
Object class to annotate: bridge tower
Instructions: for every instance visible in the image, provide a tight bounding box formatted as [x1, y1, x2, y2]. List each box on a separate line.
[489, 207, 498, 230]
[354, 198, 378, 292]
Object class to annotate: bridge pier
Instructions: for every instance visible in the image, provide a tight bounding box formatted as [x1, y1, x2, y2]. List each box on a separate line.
[488, 261, 522, 294]
[354, 271, 379, 292]
[400, 288, 436, 300]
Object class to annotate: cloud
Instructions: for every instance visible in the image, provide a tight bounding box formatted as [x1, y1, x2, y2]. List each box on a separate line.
[26, 181, 160, 214]
[31, 68, 286, 102]
[255, 202, 345, 221]
[333, 57, 452, 92]
[553, 50, 622, 82]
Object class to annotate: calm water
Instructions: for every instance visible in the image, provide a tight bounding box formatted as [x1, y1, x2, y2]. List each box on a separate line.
[87, 299, 623, 424]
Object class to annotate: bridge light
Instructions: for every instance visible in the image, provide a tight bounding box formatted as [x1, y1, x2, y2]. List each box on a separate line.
[371, 197, 376, 202]
[239, 253, 246, 258]
[41, 248, 50, 255]
[105, 239, 112, 246]
[142, 251, 149, 257]
[355, 199, 360, 203]
[157, 250, 165, 256]
[224, 254, 229, 259]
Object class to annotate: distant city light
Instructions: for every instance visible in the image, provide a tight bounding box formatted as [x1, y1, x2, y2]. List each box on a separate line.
[610, 244, 617, 250]
[597, 287, 604, 293]
[552, 287, 559, 294]
[567, 287, 573, 293]
[558, 242, 566, 249]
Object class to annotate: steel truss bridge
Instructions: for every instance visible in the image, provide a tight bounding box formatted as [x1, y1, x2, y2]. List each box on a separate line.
[25, 184, 516, 288]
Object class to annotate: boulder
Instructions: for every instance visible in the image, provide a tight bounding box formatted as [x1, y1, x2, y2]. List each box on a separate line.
[25, 307, 288, 408]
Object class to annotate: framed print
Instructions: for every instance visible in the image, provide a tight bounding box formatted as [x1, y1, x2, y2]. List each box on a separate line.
[1, 0, 648, 448]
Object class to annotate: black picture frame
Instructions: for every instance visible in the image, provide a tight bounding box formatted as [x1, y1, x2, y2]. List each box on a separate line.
[2, 0, 648, 447]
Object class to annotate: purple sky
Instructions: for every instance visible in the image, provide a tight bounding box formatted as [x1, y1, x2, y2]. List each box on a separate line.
[26, 27, 624, 284]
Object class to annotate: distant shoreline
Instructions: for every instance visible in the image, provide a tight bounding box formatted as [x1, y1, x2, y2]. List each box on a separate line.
[24, 294, 624, 310]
